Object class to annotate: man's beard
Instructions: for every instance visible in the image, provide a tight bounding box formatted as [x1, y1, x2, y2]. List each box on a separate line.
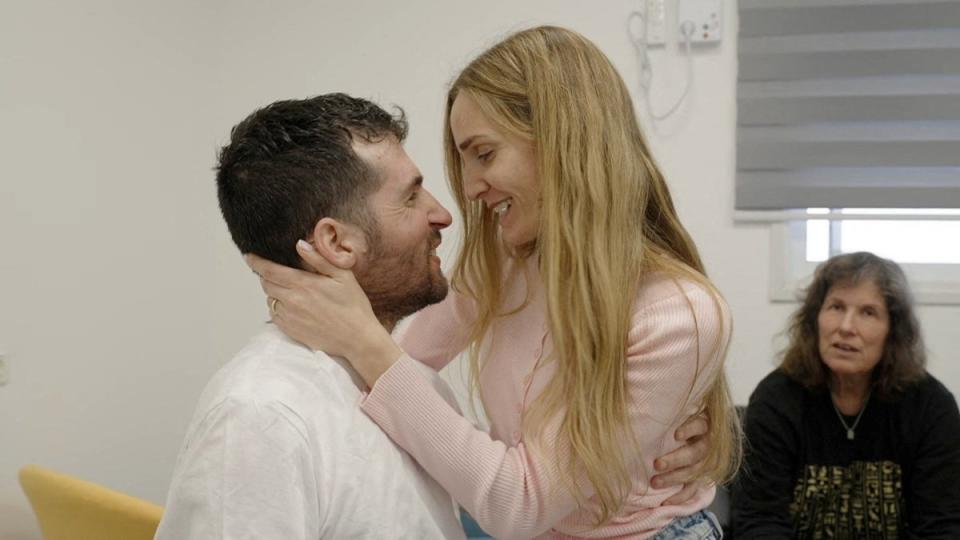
[354, 231, 449, 329]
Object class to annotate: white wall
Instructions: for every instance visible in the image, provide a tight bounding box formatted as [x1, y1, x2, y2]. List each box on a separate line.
[0, 2, 221, 537]
[2, 1, 958, 538]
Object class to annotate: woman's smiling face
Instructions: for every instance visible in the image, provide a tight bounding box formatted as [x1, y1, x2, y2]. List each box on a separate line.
[449, 92, 540, 249]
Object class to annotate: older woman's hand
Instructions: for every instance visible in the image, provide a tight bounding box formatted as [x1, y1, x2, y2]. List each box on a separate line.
[245, 240, 402, 386]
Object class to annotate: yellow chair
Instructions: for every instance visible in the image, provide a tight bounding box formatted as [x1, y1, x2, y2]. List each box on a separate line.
[18, 464, 164, 540]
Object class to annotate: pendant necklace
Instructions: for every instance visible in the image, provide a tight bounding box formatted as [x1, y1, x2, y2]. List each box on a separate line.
[831, 391, 871, 441]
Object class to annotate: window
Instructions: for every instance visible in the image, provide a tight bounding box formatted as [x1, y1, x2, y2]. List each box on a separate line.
[771, 209, 960, 304]
[736, 1, 960, 304]
[805, 208, 960, 264]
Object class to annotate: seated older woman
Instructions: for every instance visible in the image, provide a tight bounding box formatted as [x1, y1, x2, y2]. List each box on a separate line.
[732, 252, 960, 538]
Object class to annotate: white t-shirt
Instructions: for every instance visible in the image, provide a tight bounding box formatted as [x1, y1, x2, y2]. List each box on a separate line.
[156, 325, 465, 539]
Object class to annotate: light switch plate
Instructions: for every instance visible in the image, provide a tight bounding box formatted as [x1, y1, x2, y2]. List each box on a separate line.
[645, 0, 667, 46]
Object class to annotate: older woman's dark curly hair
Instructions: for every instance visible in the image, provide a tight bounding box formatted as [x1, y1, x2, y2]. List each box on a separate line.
[780, 252, 926, 399]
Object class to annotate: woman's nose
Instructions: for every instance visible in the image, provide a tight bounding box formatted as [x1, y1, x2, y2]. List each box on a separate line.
[462, 169, 488, 201]
[838, 312, 857, 334]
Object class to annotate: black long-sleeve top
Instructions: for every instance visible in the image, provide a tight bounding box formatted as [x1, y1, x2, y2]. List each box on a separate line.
[732, 369, 960, 539]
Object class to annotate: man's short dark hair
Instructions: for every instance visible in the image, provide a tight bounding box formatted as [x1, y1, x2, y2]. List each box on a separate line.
[216, 93, 408, 267]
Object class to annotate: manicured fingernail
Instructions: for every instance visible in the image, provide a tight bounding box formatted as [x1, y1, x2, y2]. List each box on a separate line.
[654, 459, 666, 471]
[297, 239, 315, 252]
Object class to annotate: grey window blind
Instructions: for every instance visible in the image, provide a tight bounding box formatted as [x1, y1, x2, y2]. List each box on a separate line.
[736, 0, 960, 212]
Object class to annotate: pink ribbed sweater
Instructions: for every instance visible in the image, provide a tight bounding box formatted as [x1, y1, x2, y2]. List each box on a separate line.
[361, 260, 731, 539]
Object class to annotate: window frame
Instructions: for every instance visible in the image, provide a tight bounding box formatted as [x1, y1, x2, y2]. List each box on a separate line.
[770, 219, 960, 305]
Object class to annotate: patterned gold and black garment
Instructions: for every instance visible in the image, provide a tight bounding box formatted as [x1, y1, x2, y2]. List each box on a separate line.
[790, 461, 903, 540]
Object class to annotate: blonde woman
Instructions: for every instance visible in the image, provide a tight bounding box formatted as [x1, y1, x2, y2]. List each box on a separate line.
[248, 26, 739, 539]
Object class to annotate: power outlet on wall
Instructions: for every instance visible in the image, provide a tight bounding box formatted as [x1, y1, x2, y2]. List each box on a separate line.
[678, 0, 722, 44]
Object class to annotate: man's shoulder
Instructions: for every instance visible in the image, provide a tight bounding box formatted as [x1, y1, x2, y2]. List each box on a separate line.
[196, 325, 359, 418]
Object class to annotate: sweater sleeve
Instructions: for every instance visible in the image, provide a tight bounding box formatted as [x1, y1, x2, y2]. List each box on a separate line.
[731, 372, 801, 538]
[904, 377, 960, 539]
[395, 286, 478, 371]
[361, 281, 729, 539]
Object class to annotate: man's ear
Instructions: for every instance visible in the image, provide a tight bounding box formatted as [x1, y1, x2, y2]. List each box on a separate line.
[306, 217, 367, 270]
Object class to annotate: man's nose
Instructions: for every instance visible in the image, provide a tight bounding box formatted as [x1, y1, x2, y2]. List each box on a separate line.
[425, 191, 453, 229]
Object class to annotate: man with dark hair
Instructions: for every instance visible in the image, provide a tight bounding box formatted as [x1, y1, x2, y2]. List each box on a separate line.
[156, 93, 463, 539]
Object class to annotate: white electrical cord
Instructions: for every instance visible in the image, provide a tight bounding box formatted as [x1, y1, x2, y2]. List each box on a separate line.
[627, 11, 696, 121]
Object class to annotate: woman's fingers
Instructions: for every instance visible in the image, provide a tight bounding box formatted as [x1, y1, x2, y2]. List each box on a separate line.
[245, 253, 298, 289]
[295, 239, 340, 277]
[266, 294, 284, 321]
[242, 242, 386, 369]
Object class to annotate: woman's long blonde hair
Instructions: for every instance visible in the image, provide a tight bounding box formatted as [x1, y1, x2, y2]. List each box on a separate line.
[443, 26, 740, 525]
